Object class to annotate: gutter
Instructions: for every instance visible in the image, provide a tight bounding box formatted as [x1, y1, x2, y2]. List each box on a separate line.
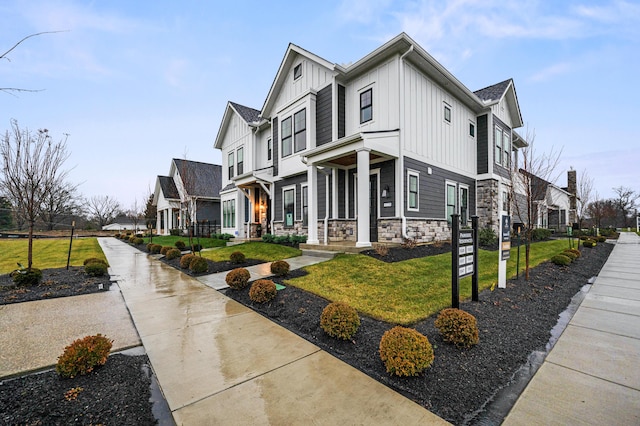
[399, 44, 413, 239]
[317, 167, 331, 245]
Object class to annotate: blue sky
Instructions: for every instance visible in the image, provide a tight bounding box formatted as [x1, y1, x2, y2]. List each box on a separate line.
[1, 0, 639, 210]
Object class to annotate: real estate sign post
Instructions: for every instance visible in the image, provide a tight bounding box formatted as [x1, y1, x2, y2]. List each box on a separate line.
[451, 214, 479, 308]
[498, 214, 510, 288]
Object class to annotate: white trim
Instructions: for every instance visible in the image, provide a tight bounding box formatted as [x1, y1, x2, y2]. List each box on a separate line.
[407, 169, 420, 212]
[282, 184, 296, 228]
[445, 180, 457, 223]
[459, 184, 470, 226]
[443, 101, 452, 124]
[358, 83, 375, 126]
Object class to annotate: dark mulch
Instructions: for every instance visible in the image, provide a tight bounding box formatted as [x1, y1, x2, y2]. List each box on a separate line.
[223, 243, 613, 425]
[159, 255, 263, 276]
[0, 354, 156, 426]
[0, 267, 112, 306]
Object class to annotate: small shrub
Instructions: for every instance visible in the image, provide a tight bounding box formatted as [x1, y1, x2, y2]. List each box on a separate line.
[374, 244, 389, 257]
[379, 326, 434, 377]
[583, 239, 597, 248]
[85, 262, 108, 277]
[225, 268, 251, 290]
[434, 308, 479, 348]
[270, 260, 290, 277]
[320, 302, 361, 340]
[249, 279, 277, 303]
[189, 256, 208, 274]
[175, 240, 186, 250]
[133, 237, 144, 245]
[261, 233, 276, 243]
[191, 244, 202, 252]
[150, 244, 162, 254]
[596, 236, 607, 243]
[83, 258, 108, 266]
[531, 228, 553, 241]
[11, 267, 43, 287]
[274, 235, 290, 244]
[562, 250, 578, 261]
[401, 237, 417, 249]
[165, 248, 181, 260]
[551, 254, 572, 266]
[146, 242, 154, 252]
[135, 233, 143, 238]
[179, 253, 196, 269]
[160, 246, 173, 255]
[478, 227, 498, 247]
[56, 334, 113, 379]
[128, 235, 137, 243]
[221, 233, 234, 241]
[566, 248, 581, 258]
[290, 234, 307, 245]
[169, 229, 180, 236]
[230, 251, 246, 264]
[114, 233, 121, 239]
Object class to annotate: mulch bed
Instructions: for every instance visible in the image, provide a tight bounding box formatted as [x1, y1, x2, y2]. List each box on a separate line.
[158, 255, 263, 275]
[0, 267, 112, 305]
[223, 243, 613, 425]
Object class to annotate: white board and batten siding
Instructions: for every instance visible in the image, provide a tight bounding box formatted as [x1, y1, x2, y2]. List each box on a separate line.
[401, 62, 477, 178]
[492, 97, 513, 129]
[220, 112, 252, 186]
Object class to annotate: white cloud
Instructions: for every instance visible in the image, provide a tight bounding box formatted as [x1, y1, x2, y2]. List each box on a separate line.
[529, 62, 572, 82]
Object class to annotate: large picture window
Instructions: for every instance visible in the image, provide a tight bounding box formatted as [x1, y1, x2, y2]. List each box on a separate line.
[446, 183, 457, 224]
[494, 127, 503, 166]
[223, 200, 235, 228]
[281, 117, 292, 157]
[360, 88, 372, 123]
[283, 187, 295, 228]
[237, 147, 244, 175]
[228, 152, 234, 179]
[408, 171, 419, 211]
[294, 109, 306, 153]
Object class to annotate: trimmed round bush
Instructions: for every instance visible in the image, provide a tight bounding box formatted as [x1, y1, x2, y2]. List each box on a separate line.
[249, 279, 277, 303]
[165, 248, 181, 260]
[379, 326, 434, 377]
[583, 239, 596, 248]
[150, 244, 162, 254]
[189, 256, 208, 274]
[597, 236, 607, 243]
[270, 260, 290, 277]
[179, 253, 196, 269]
[146, 242, 154, 252]
[566, 248, 581, 258]
[225, 268, 251, 290]
[160, 246, 173, 255]
[230, 251, 246, 264]
[11, 267, 43, 287]
[85, 262, 108, 277]
[562, 250, 578, 261]
[83, 258, 108, 267]
[133, 237, 144, 245]
[175, 240, 186, 250]
[434, 308, 480, 348]
[56, 334, 113, 379]
[551, 254, 572, 266]
[320, 302, 361, 340]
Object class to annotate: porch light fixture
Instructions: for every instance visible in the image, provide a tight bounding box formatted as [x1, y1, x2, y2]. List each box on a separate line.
[382, 185, 390, 198]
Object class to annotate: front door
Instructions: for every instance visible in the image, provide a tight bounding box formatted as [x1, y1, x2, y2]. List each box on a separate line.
[369, 175, 378, 242]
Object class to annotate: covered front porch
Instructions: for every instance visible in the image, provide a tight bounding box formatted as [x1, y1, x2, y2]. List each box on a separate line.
[233, 169, 273, 239]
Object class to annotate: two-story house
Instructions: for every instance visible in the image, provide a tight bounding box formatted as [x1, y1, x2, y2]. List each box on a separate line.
[214, 33, 524, 247]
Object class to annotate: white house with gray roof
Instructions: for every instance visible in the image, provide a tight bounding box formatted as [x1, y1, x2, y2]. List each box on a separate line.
[214, 33, 525, 246]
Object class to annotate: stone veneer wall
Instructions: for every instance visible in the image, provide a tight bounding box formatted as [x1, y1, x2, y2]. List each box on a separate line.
[326, 219, 357, 242]
[272, 222, 305, 237]
[378, 218, 451, 243]
[476, 179, 500, 233]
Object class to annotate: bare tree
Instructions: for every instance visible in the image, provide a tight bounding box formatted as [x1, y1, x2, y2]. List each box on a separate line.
[85, 195, 122, 229]
[39, 180, 81, 230]
[587, 195, 617, 229]
[611, 186, 639, 228]
[575, 169, 594, 229]
[509, 129, 562, 280]
[1, 31, 65, 95]
[0, 119, 72, 268]
[127, 198, 144, 233]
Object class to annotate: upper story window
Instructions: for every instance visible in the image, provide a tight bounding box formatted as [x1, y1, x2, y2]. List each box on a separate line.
[494, 126, 503, 166]
[407, 171, 419, 211]
[281, 117, 292, 157]
[267, 138, 272, 161]
[469, 122, 475, 138]
[360, 88, 372, 123]
[293, 63, 302, 80]
[444, 103, 452, 123]
[502, 132, 510, 168]
[237, 147, 244, 175]
[228, 151, 234, 179]
[294, 109, 306, 152]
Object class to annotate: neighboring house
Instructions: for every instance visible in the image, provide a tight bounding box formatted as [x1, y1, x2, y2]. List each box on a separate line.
[102, 216, 143, 232]
[153, 159, 222, 236]
[214, 33, 526, 247]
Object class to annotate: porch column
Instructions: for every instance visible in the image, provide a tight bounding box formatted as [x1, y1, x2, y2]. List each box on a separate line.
[356, 148, 371, 248]
[164, 210, 169, 235]
[307, 164, 319, 244]
[156, 212, 161, 235]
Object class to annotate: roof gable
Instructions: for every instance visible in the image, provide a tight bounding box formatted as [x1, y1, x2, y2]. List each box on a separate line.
[171, 159, 222, 198]
[214, 101, 260, 150]
[474, 78, 523, 128]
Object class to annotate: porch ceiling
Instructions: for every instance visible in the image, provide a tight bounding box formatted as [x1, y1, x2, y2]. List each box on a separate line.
[326, 152, 382, 167]
[304, 130, 399, 167]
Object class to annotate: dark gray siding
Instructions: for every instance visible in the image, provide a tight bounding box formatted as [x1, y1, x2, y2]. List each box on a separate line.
[404, 157, 476, 219]
[477, 114, 488, 174]
[338, 85, 345, 138]
[338, 169, 346, 218]
[272, 117, 279, 176]
[493, 115, 510, 179]
[317, 170, 326, 218]
[378, 160, 396, 218]
[197, 200, 220, 225]
[316, 84, 332, 146]
[273, 174, 306, 222]
[348, 170, 355, 218]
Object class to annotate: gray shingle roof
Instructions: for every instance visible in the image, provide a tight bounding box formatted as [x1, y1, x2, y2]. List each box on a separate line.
[173, 159, 222, 198]
[474, 79, 512, 102]
[158, 176, 179, 200]
[230, 102, 261, 123]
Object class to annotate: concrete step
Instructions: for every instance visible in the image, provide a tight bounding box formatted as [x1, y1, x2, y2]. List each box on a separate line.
[301, 249, 339, 259]
[299, 243, 367, 254]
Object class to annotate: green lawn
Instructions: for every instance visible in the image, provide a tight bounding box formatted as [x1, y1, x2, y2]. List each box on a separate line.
[200, 242, 301, 262]
[0, 238, 107, 274]
[285, 239, 570, 325]
[142, 235, 227, 249]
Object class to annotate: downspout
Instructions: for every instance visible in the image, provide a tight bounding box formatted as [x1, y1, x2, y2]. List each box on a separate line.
[317, 167, 331, 245]
[399, 45, 414, 239]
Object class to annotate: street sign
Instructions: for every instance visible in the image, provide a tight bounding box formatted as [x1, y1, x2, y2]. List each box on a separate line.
[501, 215, 511, 261]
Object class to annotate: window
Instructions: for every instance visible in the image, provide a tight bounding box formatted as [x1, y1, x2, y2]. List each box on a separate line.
[302, 185, 308, 226]
[294, 109, 306, 152]
[407, 171, 419, 211]
[469, 122, 475, 137]
[281, 117, 292, 157]
[237, 147, 243, 175]
[223, 200, 235, 228]
[446, 183, 457, 224]
[293, 63, 302, 80]
[267, 138, 272, 161]
[444, 104, 452, 123]
[360, 88, 372, 123]
[494, 127, 503, 166]
[228, 151, 234, 179]
[283, 187, 295, 228]
[502, 191, 510, 214]
[502, 132, 510, 168]
[460, 186, 469, 226]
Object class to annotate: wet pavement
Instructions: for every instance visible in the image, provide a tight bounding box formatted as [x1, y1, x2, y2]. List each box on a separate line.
[503, 232, 640, 425]
[98, 238, 450, 425]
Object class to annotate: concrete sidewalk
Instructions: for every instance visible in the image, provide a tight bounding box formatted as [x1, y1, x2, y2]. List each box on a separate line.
[503, 232, 640, 425]
[98, 238, 449, 425]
